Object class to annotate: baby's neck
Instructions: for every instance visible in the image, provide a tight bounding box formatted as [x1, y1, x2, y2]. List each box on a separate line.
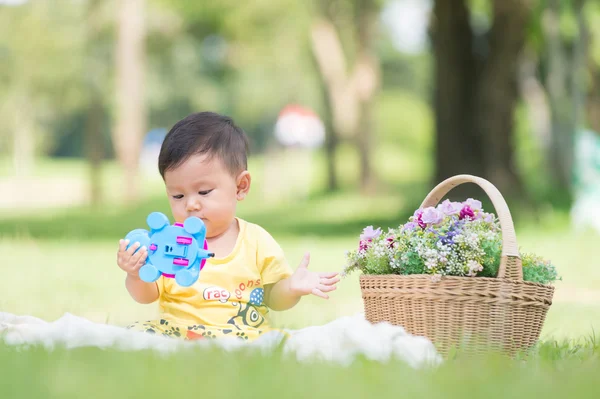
[206, 219, 239, 259]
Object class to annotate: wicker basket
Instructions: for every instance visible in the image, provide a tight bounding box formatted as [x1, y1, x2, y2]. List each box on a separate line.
[360, 175, 555, 356]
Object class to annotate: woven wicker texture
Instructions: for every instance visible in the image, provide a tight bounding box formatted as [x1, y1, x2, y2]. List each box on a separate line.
[360, 175, 555, 356]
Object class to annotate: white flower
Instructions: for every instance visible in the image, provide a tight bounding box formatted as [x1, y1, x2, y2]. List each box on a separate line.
[466, 260, 483, 276]
[425, 259, 437, 269]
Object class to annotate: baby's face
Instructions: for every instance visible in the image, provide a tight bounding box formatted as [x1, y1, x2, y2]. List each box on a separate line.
[164, 153, 244, 238]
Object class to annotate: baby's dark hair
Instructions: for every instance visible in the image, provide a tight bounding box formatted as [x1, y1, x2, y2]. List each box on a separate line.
[158, 112, 249, 179]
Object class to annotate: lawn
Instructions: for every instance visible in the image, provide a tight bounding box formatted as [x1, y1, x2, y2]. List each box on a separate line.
[1, 152, 600, 398]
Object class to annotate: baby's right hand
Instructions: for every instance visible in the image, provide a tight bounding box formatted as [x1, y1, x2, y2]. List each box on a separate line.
[117, 239, 148, 278]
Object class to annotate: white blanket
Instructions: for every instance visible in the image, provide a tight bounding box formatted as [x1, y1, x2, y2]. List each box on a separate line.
[0, 312, 441, 368]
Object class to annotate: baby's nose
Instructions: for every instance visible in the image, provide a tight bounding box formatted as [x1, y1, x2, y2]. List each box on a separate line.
[186, 198, 201, 211]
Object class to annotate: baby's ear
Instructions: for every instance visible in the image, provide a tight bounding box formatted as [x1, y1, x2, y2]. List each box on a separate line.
[236, 170, 251, 200]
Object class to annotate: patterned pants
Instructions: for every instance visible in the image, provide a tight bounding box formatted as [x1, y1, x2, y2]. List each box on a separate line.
[126, 318, 270, 341]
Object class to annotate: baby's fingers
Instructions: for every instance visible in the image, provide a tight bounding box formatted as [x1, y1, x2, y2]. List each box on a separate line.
[126, 241, 141, 256]
[131, 246, 147, 265]
[320, 276, 340, 286]
[118, 239, 128, 253]
[311, 288, 329, 299]
[318, 272, 339, 279]
[317, 284, 337, 293]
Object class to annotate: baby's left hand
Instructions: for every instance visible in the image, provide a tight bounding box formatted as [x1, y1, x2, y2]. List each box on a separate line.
[289, 252, 340, 299]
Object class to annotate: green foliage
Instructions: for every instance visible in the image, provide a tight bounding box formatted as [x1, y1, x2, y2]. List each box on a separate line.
[476, 237, 501, 278]
[522, 252, 561, 284]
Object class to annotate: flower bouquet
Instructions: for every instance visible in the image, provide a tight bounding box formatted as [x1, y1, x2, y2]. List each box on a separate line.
[343, 198, 559, 285]
[349, 175, 557, 356]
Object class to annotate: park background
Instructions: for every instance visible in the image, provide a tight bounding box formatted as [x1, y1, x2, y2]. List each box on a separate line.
[1, 0, 600, 397]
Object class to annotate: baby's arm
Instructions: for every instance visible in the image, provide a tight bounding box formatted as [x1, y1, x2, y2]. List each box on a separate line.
[125, 275, 159, 304]
[264, 253, 339, 311]
[264, 279, 301, 311]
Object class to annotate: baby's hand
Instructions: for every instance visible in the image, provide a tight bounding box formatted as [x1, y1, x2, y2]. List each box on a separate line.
[117, 239, 148, 278]
[290, 252, 340, 299]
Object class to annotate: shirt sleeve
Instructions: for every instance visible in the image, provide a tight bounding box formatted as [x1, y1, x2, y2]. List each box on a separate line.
[256, 226, 294, 285]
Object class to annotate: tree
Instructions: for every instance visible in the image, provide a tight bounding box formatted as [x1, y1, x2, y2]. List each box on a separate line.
[431, 0, 533, 198]
[113, 0, 147, 203]
[0, 2, 83, 177]
[84, 0, 111, 207]
[310, 0, 381, 193]
[587, 2, 600, 134]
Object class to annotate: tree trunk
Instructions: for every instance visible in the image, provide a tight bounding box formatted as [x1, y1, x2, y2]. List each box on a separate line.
[310, 32, 339, 192]
[588, 66, 600, 134]
[12, 92, 35, 177]
[354, 0, 379, 193]
[310, 0, 380, 194]
[85, 96, 104, 207]
[431, 0, 483, 183]
[432, 0, 530, 198]
[572, 0, 588, 133]
[85, 0, 105, 208]
[476, 0, 531, 196]
[113, 0, 146, 203]
[543, 0, 573, 191]
[322, 99, 339, 192]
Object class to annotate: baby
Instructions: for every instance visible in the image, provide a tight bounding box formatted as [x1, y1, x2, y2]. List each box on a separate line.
[117, 112, 339, 340]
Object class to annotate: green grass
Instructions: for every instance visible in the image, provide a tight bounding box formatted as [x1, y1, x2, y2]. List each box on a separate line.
[1, 230, 598, 338]
[1, 337, 599, 398]
[2, 122, 600, 398]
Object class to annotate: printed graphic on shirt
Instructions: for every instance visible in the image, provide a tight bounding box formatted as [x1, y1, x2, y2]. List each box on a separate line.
[202, 286, 231, 303]
[248, 287, 264, 306]
[233, 279, 261, 300]
[228, 301, 266, 330]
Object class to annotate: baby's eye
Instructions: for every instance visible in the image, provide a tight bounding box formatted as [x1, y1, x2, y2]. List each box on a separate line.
[199, 189, 213, 196]
[172, 194, 184, 200]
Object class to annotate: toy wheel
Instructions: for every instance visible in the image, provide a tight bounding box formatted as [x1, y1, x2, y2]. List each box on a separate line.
[147, 212, 169, 231]
[175, 269, 199, 287]
[183, 216, 205, 235]
[139, 263, 161, 283]
[125, 230, 150, 253]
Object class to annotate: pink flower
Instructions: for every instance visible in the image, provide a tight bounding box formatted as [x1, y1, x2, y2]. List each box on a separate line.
[360, 226, 382, 241]
[459, 205, 475, 220]
[413, 209, 426, 229]
[437, 199, 462, 216]
[464, 198, 482, 211]
[386, 236, 395, 249]
[421, 206, 444, 225]
[359, 239, 373, 252]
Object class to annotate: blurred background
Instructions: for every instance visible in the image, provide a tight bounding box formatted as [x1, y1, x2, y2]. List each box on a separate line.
[0, 0, 599, 340]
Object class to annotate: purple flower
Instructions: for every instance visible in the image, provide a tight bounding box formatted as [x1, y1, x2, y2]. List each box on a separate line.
[459, 205, 475, 220]
[360, 225, 382, 241]
[439, 230, 458, 245]
[437, 199, 462, 216]
[413, 209, 426, 229]
[421, 206, 444, 225]
[483, 213, 494, 223]
[402, 221, 418, 231]
[464, 198, 482, 211]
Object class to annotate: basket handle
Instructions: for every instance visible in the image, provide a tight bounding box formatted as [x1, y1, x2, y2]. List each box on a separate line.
[419, 174, 522, 280]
